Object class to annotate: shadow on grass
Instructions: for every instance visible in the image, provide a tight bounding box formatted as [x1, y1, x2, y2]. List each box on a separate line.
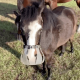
[0, 3, 17, 20]
[0, 3, 46, 79]
[0, 21, 21, 58]
[0, 21, 46, 80]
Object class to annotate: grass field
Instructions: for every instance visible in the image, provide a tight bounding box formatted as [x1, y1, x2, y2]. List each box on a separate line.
[0, 0, 80, 80]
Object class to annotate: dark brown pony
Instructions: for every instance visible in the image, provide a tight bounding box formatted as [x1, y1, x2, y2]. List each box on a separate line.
[18, 1, 77, 79]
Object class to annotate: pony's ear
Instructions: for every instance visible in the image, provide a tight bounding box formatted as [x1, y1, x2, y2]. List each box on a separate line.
[39, 0, 45, 13]
[14, 11, 19, 16]
[31, 2, 39, 8]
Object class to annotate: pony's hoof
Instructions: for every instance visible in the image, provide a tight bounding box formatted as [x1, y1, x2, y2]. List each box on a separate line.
[47, 77, 51, 80]
[17, 37, 21, 41]
[70, 49, 74, 53]
[42, 70, 46, 75]
[59, 53, 63, 56]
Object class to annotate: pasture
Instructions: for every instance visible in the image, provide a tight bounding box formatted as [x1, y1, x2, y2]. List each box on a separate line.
[0, 0, 80, 80]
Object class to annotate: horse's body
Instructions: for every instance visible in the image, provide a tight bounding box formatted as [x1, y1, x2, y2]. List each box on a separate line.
[45, 0, 72, 9]
[75, 0, 80, 8]
[19, 1, 77, 79]
[17, 0, 72, 11]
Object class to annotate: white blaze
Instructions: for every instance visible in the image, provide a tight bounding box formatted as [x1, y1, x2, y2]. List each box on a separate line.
[23, 20, 42, 64]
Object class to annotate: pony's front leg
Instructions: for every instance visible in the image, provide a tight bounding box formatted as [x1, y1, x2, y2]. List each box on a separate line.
[42, 61, 46, 74]
[46, 52, 53, 80]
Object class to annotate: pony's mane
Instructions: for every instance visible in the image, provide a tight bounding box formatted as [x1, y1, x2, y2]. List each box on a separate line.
[21, 1, 60, 29]
[21, 2, 40, 22]
[42, 8, 60, 29]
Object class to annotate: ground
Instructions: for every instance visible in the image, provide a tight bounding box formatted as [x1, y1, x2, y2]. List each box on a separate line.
[0, 0, 80, 80]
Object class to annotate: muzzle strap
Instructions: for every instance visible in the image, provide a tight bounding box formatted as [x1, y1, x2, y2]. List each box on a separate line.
[20, 45, 45, 65]
[25, 45, 41, 49]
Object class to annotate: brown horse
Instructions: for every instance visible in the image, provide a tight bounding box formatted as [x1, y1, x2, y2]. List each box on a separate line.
[19, 1, 77, 79]
[17, 0, 72, 11]
[45, 0, 72, 9]
[75, 0, 80, 8]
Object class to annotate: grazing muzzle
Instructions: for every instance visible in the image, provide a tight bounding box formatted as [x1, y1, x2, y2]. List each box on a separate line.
[20, 45, 45, 65]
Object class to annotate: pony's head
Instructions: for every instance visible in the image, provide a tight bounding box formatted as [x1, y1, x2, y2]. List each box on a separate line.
[20, 1, 45, 65]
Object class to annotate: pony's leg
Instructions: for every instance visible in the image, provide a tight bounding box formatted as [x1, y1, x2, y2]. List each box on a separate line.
[42, 61, 46, 74]
[47, 65, 50, 78]
[46, 53, 53, 79]
[69, 39, 74, 53]
[59, 44, 66, 56]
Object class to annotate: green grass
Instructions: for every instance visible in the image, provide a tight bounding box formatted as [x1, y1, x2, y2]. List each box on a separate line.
[58, 0, 77, 7]
[0, 0, 80, 80]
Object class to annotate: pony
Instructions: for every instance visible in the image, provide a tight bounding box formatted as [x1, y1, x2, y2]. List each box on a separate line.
[18, 0, 77, 79]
